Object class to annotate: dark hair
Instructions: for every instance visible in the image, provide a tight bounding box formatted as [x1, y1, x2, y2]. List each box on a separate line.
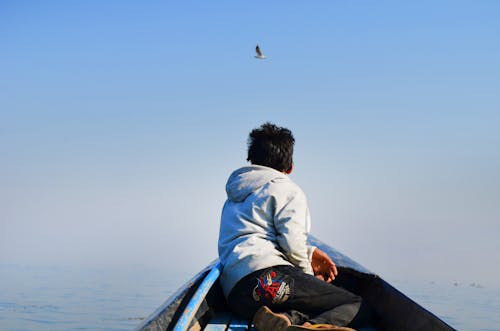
[247, 122, 295, 172]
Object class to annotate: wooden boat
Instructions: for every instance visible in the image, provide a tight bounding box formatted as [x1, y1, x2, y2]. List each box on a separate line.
[134, 236, 456, 331]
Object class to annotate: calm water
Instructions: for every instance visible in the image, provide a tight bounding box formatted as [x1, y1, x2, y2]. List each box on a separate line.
[390, 279, 500, 331]
[1, 264, 499, 331]
[0, 264, 184, 331]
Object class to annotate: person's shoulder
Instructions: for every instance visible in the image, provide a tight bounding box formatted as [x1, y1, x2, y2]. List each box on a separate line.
[268, 176, 306, 198]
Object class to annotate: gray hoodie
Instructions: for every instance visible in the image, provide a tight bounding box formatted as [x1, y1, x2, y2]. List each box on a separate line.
[218, 165, 315, 297]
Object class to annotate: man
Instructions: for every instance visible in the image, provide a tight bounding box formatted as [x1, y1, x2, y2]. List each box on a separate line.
[218, 123, 362, 331]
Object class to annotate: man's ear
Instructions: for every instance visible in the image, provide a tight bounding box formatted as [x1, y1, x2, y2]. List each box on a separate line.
[284, 163, 293, 174]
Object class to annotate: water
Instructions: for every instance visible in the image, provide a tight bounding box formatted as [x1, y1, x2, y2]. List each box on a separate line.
[1, 264, 499, 331]
[390, 279, 500, 331]
[0, 264, 187, 331]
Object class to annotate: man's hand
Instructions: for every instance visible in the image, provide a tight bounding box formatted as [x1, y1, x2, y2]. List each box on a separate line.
[311, 248, 338, 282]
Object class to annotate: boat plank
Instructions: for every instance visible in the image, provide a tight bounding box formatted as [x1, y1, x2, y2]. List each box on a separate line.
[227, 316, 250, 330]
[204, 311, 232, 330]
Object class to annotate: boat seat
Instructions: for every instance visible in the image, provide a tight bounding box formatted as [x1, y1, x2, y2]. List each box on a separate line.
[204, 311, 378, 331]
[204, 311, 250, 330]
[204, 311, 251, 330]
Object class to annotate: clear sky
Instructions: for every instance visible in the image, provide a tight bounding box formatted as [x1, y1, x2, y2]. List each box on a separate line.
[1, 1, 499, 286]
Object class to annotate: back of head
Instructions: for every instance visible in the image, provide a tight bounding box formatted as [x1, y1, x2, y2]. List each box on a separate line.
[247, 122, 295, 173]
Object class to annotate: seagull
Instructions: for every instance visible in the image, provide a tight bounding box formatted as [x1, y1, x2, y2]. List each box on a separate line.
[255, 45, 266, 59]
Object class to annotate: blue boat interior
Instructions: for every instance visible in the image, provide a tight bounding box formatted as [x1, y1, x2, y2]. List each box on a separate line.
[205, 311, 379, 331]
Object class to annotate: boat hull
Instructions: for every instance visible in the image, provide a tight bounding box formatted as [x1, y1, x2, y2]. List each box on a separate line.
[135, 236, 455, 331]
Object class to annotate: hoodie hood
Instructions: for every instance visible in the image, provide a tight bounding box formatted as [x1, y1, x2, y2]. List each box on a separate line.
[225, 165, 288, 202]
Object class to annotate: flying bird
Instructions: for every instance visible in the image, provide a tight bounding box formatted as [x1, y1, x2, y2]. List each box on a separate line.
[255, 45, 266, 59]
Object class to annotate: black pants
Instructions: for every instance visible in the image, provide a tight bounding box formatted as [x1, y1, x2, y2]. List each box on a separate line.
[227, 265, 363, 327]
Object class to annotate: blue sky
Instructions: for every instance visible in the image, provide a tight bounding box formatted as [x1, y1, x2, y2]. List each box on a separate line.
[1, 1, 499, 286]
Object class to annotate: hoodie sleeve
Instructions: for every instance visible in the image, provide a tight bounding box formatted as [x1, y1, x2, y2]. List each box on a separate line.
[273, 183, 314, 275]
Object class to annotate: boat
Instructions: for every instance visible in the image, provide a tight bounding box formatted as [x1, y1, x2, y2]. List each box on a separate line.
[134, 236, 456, 331]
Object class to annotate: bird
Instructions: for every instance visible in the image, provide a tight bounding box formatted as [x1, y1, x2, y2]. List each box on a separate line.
[255, 45, 266, 59]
